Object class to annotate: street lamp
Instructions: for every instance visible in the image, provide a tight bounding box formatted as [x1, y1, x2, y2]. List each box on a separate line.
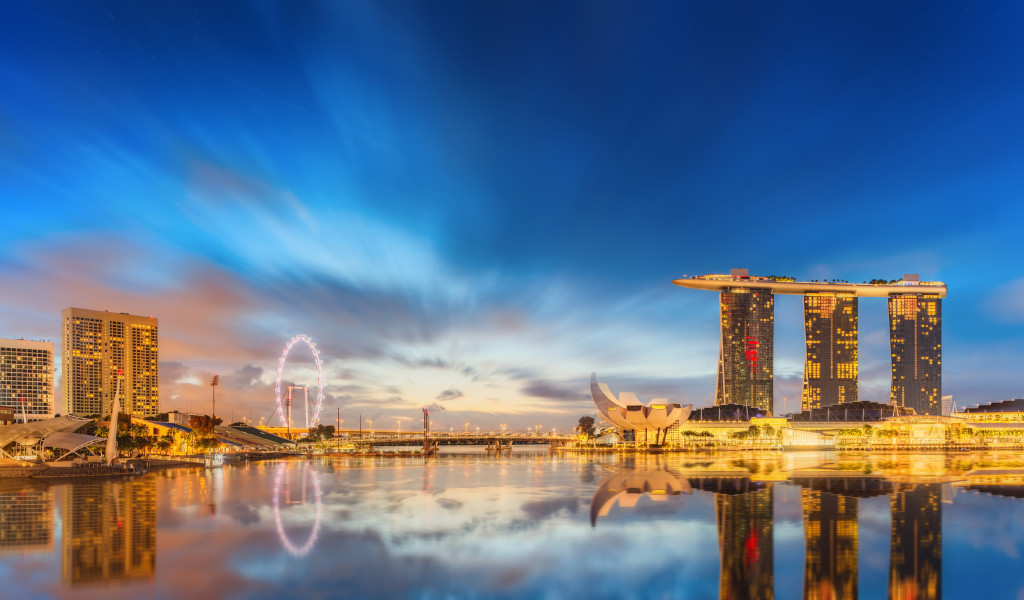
[210, 375, 219, 421]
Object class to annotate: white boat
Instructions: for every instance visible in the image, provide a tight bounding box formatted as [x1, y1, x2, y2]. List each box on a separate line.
[204, 452, 224, 468]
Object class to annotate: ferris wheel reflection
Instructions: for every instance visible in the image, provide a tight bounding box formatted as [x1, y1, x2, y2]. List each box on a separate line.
[273, 462, 323, 557]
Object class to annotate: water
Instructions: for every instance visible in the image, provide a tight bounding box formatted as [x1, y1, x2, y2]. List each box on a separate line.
[2, 452, 1024, 599]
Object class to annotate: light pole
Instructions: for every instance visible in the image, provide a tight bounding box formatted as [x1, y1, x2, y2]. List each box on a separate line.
[210, 375, 219, 422]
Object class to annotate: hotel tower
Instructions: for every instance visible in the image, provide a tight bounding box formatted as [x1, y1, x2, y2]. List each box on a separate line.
[674, 270, 945, 415]
[62, 308, 159, 418]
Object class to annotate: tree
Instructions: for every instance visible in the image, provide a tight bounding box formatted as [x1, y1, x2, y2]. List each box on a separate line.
[189, 415, 223, 435]
[156, 432, 175, 454]
[306, 424, 336, 441]
[577, 416, 596, 438]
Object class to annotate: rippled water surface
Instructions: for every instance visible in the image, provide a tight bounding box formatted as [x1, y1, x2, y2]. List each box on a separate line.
[3, 451, 1024, 599]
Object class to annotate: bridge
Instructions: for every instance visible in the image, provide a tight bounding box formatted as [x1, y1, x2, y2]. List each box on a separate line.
[347, 432, 575, 447]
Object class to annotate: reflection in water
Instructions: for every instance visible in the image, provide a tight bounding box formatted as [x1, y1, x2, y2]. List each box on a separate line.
[889, 484, 941, 600]
[62, 478, 156, 585]
[0, 484, 53, 554]
[802, 490, 857, 600]
[591, 464, 954, 600]
[273, 461, 323, 557]
[588, 464, 691, 526]
[714, 485, 774, 600]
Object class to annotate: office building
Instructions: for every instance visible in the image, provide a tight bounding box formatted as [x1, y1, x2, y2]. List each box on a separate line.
[802, 294, 858, 410]
[0, 338, 54, 421]
[889, 294, 942, 416]
[62, 308, 158, 417]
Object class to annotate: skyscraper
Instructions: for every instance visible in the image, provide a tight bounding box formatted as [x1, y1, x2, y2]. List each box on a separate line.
[802, 294, 858, 411]
[717, 289, 774, 412]
[62, 308, 159, 417]
[888, 295, 941, 416]
[0, 338, 54, 421]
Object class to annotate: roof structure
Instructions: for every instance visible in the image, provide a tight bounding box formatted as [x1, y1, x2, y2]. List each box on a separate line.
[960, 398, 1024, 413]
[220, 426, 296, 448]
[787, 401, 916, 422]
[41, 431, 106, 460]
[688, 404, 768, 422]
[673, 273, 947, 298]
[0, 415, 92, 448]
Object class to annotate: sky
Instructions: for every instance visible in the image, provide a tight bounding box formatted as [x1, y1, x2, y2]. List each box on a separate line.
[2, 1, 1024, 431]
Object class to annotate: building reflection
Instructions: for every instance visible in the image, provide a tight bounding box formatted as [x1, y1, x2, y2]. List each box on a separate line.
[590, 467, 953, 599]
[695, 479, 774, 600]
[889, 484, 941, 600]
[588, 461, 691, 526]
[0, 484, 53, 554]
[801, 489, 857, 600]
[62, 478, 156, 585]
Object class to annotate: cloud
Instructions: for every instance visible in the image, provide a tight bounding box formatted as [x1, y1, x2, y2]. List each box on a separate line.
[436, 388, 463, 401]
[223, 364, 265, 390]
[521, 380, 588, 402]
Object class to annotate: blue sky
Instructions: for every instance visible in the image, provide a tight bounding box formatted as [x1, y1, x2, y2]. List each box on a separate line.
[2, 1, 1024, 430]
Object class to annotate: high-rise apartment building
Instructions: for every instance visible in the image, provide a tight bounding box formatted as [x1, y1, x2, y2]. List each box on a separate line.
[62, 308, 158, 417]
[717, 288, 774, 412]
[888, 294, 941, 416]
[0, 339, 54, 421]
[802, 294, 858, 411]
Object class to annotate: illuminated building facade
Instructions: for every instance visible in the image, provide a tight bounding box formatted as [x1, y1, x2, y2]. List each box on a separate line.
[675, 272, 946, 415]
[802, 489, 857, 600]
[63, 478, 156, 585]
[717, 289, 774, 412]
[889, 484, 941, 600]
[0, 338, 54, 421]
[889, 295, 942, 416]
[62, 308, 159, 417]
[802, 295, 858, 410]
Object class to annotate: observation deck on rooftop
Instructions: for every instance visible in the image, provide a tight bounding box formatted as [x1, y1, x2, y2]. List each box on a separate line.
[673, 273, 947, 298]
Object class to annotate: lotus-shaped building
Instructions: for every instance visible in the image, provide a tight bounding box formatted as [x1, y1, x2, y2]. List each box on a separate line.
[590, 373, 692, 443]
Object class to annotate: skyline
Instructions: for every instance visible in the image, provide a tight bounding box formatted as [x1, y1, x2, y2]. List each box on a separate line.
[3, 3, 1024, 429]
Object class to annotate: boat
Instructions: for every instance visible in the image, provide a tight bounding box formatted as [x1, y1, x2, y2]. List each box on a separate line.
[204, 452, 224, 468]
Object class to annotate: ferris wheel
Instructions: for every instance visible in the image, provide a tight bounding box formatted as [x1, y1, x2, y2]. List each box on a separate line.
[274, 335, 326, 428]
